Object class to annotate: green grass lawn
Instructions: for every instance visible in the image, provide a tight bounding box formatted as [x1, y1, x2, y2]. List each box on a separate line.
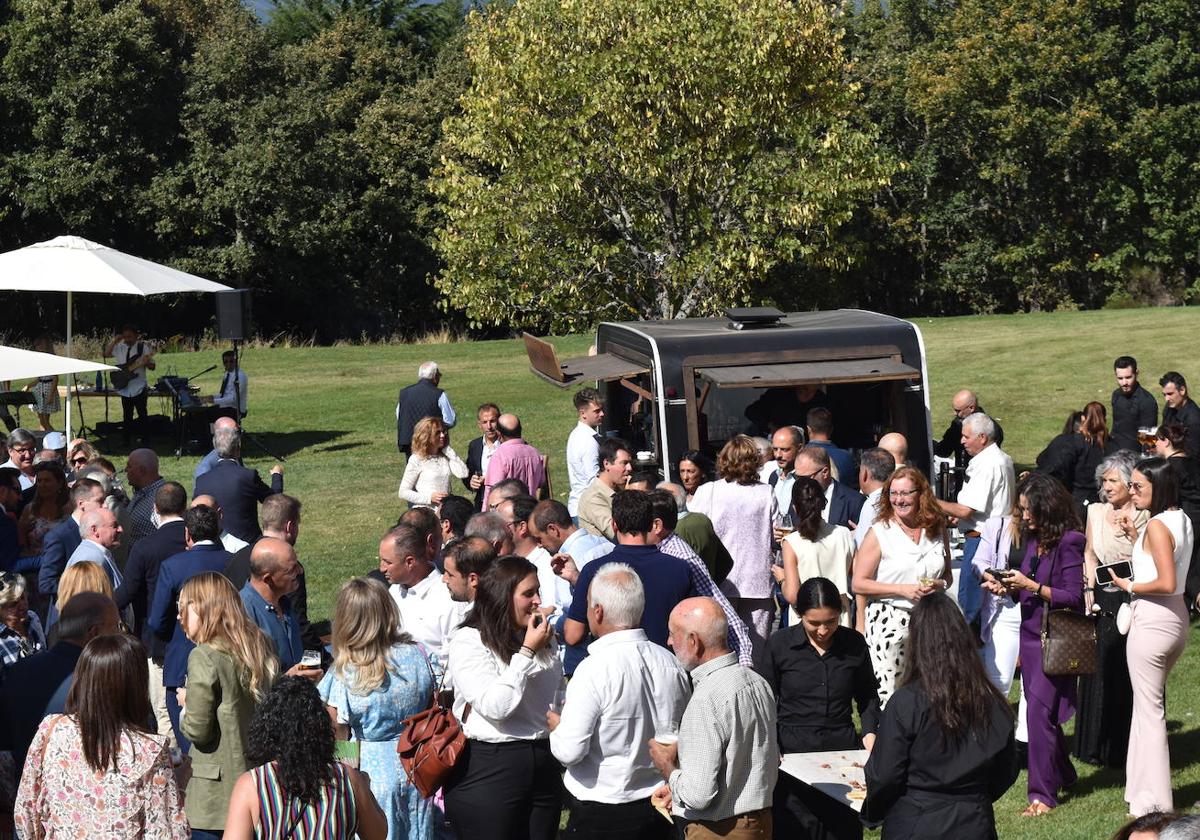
[18, 305, 1200, 838]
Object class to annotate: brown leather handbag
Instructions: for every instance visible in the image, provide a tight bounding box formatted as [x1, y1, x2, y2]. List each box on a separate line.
[1040, 606, 1097, 676]
[397, 662, 470, 799]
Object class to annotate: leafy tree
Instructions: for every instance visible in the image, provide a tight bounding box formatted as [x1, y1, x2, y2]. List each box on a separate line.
[433, 0, 891, 331]
[269, 0, 464, 58]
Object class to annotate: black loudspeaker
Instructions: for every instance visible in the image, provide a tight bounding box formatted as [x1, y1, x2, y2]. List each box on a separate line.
[216, 289, 252, 340]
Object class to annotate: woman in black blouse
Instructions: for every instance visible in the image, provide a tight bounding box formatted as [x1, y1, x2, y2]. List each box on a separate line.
[758, 577, 880, 840]
[862, 592, 1017, 838]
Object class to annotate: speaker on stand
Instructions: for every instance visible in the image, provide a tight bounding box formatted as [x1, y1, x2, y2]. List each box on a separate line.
[212, 289, 284, 463]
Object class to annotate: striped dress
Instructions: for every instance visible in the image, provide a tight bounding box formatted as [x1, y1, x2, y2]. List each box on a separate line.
[253, 761, 357, 839]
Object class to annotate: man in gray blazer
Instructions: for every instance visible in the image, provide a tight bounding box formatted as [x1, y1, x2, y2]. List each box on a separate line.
[67, 507, 125, 589]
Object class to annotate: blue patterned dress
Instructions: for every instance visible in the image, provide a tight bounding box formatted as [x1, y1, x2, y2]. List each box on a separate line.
[318, 643, 435, 840]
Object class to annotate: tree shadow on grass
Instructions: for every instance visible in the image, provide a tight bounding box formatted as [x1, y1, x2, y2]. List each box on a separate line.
[87, 427, 351, 461]
[1064, 722, 1200, 802]
[235, 429, 352, 460]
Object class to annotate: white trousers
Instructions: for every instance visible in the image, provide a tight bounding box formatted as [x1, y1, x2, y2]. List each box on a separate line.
[981, 598, 1028, 741]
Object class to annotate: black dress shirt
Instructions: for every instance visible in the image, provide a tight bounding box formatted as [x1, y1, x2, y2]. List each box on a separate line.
[757, 625, 880, 753]
[862, 683, 1017, 834]
[1110, 384, 1158, 449]
[933, 407, 1005, 463]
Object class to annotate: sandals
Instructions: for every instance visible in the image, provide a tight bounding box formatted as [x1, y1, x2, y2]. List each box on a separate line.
[1021, 800, 1054, 817]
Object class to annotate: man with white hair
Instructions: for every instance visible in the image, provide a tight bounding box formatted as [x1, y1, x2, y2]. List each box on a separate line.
[649, 597, 778, 838]
[67, 507, 125, 588]
[396, 361, 456, 456]
[193, 416, 240, 481]
[548, 562, 691, 837]
[939, 412, 1015, 623]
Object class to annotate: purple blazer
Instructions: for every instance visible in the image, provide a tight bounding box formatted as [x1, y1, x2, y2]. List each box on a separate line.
[1017, 530, 1086, 720]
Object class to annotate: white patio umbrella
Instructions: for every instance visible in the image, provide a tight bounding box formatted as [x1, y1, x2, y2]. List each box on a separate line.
[0, 344, 116, 381]
[0, 235, 232, 432]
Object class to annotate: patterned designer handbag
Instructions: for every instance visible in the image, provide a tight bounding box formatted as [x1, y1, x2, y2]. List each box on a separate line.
[1040, 605, 1097, 676]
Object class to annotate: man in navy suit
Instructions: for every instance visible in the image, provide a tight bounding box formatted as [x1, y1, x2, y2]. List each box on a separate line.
[0, 592, 120, 783]
[36, 478, 106, 626]
[146, 503, 232, 752]
[114, 481, 188, 747]
[462, 403, 502, 510]
[193, 423, 283, 544]
[795, 445, 865, 530]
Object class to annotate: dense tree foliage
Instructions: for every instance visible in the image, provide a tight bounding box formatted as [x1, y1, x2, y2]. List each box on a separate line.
[0, 0, 1198, 341]
[433, 0, 891, 331]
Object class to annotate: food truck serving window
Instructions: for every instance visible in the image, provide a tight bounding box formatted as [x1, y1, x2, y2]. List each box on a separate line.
[695, 358, 921, 389]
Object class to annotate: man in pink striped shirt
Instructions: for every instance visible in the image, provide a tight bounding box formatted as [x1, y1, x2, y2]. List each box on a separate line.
[482, 413, 547, 502]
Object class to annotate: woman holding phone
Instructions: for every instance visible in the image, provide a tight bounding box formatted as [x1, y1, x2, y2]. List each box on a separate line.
[318, 578, 434, 840]
[445, 555, 563, 840]
[1109, 457, 1194, 816]
[179, 572, 279, 839]
[1073, 451, 1145, 768]
[980, 473, 1084, 817]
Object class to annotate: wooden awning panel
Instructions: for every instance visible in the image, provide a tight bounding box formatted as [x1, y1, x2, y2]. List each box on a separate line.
[696, 358, 920, 389]
[524, 332, 649, 388]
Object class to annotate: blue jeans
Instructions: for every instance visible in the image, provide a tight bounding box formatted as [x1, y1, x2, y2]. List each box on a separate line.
[165, 688, 191, 754]
[191, 830, 223, 840]
[958, 536, 983, 622]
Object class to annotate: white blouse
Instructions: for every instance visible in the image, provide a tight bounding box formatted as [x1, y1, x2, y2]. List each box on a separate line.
[447, 627, 563, 743]
[1131, 509, 1194, 596]
[869, 520, 948, 609]
[398, 448, 469, 507]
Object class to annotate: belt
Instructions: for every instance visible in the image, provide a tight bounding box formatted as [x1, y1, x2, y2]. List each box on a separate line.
[964, 530, 981, 538]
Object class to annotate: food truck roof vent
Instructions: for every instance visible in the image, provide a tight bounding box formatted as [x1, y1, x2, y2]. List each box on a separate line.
[724, 307, 784, 330]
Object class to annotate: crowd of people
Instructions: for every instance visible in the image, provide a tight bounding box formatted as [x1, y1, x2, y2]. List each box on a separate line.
[0, 355, 1198, 838]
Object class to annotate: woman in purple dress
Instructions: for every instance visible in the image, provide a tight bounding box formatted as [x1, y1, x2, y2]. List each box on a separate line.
[982, 472, 1084, 817]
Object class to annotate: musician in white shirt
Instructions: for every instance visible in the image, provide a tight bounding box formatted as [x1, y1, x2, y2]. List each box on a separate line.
[106, 325, 155, 443]
[548, 562, 691, 835]
[211, 350, 249, 416]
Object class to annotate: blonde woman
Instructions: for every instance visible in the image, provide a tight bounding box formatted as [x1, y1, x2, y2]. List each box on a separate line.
[318, 578, 435, 840]
[398, 417, 468, 509]
[178, 572, 279, 840]
[55, 561, 114, 616]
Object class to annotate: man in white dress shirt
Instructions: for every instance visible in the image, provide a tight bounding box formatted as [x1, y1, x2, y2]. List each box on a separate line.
[548, 563, 690, 838]
[211, 350, 249, 416]
[378, 523, 466, 657]
[938, 413, 1014, 623]
[566, 387, 604, 521]
[106, 325, 155, 444]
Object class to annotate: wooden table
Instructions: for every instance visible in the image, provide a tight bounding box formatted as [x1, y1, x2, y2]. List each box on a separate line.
[779, 749, 870, 813]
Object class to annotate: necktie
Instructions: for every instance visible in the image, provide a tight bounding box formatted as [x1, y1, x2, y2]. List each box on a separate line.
[219, 373, 231, 397]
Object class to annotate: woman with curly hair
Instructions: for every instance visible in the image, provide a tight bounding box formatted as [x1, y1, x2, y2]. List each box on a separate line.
[318, 578, 434, 839]
[398, 416, 469, 509]
[851, 466, 952, 707]
[178, 572, 279, 839]
[981, 472, 1084, 817]
[689, 434, 777, 649]
[224, 677, 387, 839]
[773, 477, 855, 626]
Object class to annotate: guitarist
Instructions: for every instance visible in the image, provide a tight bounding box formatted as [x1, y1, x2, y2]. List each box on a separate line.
[106, 325, 156, 444]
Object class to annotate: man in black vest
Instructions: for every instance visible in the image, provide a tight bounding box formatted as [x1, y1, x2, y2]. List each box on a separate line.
[396, 361, 456, 456]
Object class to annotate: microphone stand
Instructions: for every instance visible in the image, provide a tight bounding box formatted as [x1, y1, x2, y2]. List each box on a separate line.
[231, 339, 285, 463]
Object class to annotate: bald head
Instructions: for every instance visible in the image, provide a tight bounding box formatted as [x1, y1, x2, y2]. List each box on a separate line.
[878, 432, 907, 466]
[497, 413, 522, 440]
[952, 389, 979, 417]
[126, 448, 160, 490]
[668, 597, 729, 671]
[79, 507, 120, 547]
[249, 537, 301, 600]
[214, 416, 238, 432]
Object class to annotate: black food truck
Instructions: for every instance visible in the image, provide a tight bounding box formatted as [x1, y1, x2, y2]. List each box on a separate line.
[525, 308, 934, 482]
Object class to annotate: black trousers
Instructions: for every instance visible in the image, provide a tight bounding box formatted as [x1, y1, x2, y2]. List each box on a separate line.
[565, 794, 672, 840]
[121, 390, 149, 440]
[444, 739, 563, 840]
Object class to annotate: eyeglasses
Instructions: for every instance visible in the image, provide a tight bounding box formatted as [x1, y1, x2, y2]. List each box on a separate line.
[888, 489, 920, 499]
[9, 446, 34, 455]
[71, 457, 89, 466]
[1128, 481, 1147, 492]
[794, 468, 827, 480]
